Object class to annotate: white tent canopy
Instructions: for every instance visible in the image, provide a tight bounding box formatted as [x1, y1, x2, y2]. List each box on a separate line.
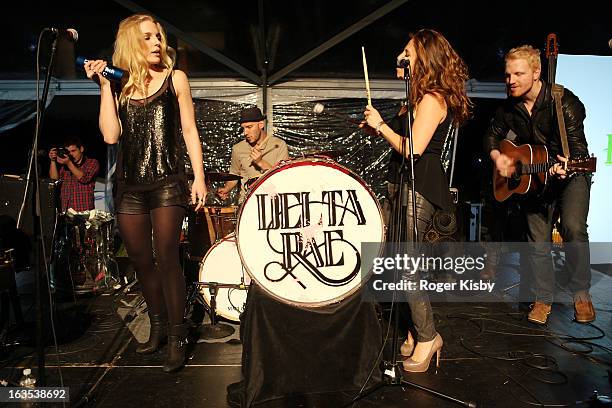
[0, 78, 506, 133]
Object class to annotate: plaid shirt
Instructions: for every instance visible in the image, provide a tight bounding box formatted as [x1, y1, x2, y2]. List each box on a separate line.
[59, 157, 100, 212]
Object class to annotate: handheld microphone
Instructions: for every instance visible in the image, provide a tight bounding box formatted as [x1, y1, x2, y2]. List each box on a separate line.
[76, 56, 126, 82]
[49, 28, 79, 42]
[312, 103, 361, 125]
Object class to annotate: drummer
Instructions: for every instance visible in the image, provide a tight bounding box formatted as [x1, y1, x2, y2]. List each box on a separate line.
[217, 107, 289, 202]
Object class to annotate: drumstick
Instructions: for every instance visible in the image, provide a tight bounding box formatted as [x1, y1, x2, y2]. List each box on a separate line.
[362, 46, 372, 106]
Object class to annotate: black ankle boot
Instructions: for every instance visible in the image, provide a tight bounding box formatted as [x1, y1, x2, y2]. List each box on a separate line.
[163, 322, 189, 373]
[136, 314, 167, 354]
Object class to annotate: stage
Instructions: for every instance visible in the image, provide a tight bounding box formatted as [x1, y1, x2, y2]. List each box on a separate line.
[1, 259, 610, 408]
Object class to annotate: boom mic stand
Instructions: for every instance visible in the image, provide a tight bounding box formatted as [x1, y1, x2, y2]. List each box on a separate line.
[24, 28, 61, 386]
[346, 62, 475, 407]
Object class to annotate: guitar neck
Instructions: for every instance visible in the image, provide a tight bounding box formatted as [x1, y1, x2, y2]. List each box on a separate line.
[546, 33, 558, 86]
[548, 57, 557, 86]
[521, 158, 595, 175]
[522, 161, 555, 175]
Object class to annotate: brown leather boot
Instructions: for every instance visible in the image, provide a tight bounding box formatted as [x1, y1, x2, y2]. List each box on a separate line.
[574, 292, 596, 323]
[527, 302, 552, 325]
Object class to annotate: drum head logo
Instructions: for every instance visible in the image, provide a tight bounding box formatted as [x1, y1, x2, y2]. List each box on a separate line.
[237, 160, 384, 306]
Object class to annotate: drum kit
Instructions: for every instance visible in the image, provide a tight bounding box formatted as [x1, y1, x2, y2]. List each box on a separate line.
[184, 171, 247, 338]
[186, 151, 386, 339]
[51, 209, 120, 296]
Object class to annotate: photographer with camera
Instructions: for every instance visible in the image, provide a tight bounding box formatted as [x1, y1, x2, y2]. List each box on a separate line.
[49, 137, 100, 212]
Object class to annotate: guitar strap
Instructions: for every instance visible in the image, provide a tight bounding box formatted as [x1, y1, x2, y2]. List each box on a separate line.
[552, 84, 571, 160]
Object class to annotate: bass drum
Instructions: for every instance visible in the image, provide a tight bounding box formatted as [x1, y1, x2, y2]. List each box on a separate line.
[236, 157, 385, 307]
[198, 233, 249, 322]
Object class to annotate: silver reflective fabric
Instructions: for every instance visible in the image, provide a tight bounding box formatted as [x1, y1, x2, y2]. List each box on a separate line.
[191, 98, 401, 201]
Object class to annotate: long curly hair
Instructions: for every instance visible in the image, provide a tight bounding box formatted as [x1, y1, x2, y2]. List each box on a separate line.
[112, 14, 174, 106]
[408, 29, 472, 126]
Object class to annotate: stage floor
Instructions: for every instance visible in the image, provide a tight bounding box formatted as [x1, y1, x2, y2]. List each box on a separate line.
[1, 261, 611, 407]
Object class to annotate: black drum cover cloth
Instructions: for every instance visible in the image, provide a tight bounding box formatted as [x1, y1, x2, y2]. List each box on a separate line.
[229, 283, 382, 407]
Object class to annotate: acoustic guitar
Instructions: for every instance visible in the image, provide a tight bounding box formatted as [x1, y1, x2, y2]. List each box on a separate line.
[493, 139, 596, 202]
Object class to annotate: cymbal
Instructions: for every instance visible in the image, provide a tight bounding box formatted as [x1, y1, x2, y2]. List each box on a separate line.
[205, 172, 241, 182]
[302, 149, 346, 159]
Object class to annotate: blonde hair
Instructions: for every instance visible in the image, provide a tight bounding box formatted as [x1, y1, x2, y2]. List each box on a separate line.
[408, 29, 472, 126]
[505, 45, 541, 71]
[112, 14, 174, 106]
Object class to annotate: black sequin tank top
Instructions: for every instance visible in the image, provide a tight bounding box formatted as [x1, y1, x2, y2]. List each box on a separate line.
[116, 74, 185, 193]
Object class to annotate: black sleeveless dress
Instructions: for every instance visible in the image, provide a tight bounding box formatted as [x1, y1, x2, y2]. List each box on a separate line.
[386, 109, 453, 211]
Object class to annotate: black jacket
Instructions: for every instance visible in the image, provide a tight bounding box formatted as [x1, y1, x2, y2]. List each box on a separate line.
[484, 80, 589, 159]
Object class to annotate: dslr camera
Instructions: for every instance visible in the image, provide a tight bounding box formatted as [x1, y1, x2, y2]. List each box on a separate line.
[56, 147, 70, 159]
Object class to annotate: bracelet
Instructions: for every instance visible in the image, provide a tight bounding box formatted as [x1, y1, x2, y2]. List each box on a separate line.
[375, 120, 385, 135]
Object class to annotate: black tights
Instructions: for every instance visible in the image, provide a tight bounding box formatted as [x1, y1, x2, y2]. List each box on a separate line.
[118, 206, 186, 325]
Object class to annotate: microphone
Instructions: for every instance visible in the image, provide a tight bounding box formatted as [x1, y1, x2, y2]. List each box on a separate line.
[76, 56, 126, 82]
[396, 58, 410, 68]
[49, 28, 79, 42]
[312, 103, 361, 125]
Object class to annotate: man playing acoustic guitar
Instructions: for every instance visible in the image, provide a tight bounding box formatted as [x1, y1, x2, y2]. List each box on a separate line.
[484, 45, 594, 325]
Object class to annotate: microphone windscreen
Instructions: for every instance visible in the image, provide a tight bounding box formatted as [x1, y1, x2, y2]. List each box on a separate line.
[396, 58, 410, 68]
[313, 103, 324, 114]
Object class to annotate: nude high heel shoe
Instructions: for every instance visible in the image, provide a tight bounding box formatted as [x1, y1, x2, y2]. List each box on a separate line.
[402, 333, 443, 373]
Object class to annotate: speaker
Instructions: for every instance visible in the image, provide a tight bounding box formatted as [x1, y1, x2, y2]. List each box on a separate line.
[0, 175, 59, 250]
[424, 209, 458, 243]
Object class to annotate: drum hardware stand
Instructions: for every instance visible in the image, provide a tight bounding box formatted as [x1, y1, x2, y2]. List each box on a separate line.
[347, 62, 476, 408]
[208, 206, 238, 244]
[197, 282, 237, 339]
[209, 207, 225, 243]
[121, 276, 139, 294]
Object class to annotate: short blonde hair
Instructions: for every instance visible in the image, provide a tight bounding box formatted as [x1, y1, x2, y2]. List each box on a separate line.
[505, 45, 541, 71]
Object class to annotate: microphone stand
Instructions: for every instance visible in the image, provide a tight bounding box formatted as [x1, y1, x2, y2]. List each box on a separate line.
[27, 28, 60, 386]
[384, 62, 416, 386]
[345, 63, 476, 407]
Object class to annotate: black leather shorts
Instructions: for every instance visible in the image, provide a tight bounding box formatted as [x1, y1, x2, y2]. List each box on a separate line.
[116, 181, 188, 215]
